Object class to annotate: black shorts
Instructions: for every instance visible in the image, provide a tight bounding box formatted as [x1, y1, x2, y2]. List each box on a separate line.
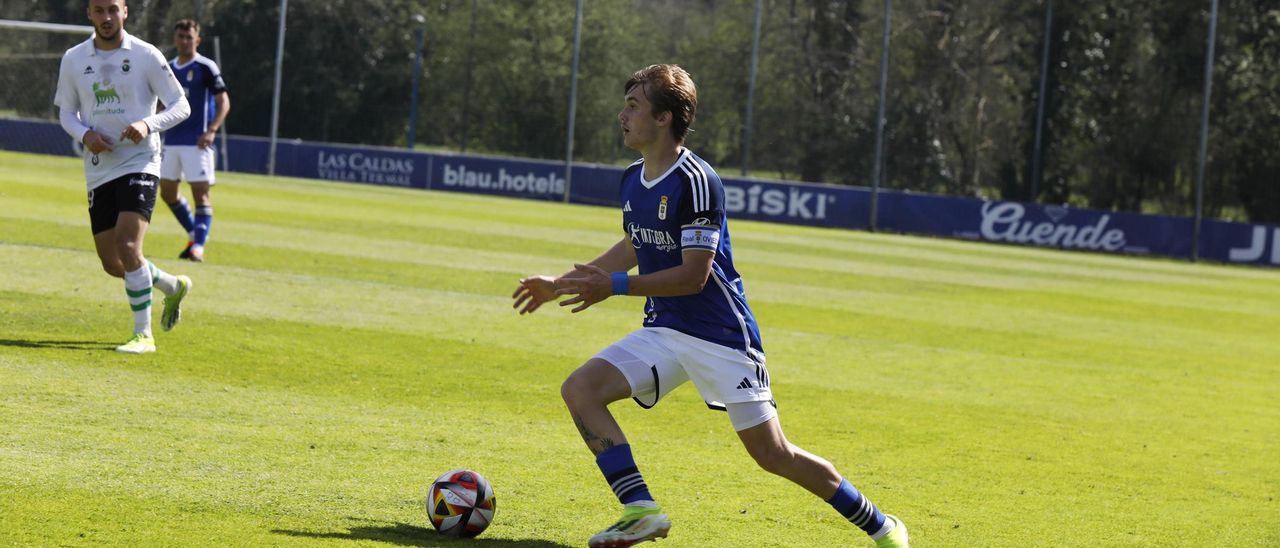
[88, 173, 158, 234]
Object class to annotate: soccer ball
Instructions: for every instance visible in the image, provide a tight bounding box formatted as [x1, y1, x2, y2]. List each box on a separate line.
[425, 468, 496, 537]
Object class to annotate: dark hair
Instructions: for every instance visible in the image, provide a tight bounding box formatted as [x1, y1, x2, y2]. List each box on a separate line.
[624, 64, 697, 143]
[174, 19, 200, 35]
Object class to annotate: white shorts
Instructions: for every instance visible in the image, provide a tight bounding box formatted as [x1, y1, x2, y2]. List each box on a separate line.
[160, 145, 217, 184]
[594, 327, 777, 430]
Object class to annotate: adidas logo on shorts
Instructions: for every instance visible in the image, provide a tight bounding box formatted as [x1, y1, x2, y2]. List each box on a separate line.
[735, 377, 753, 390]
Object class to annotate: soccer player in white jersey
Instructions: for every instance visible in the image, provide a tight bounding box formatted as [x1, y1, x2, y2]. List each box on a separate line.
[160, 18, 230, 263]
[54, 0, 194, 354]
[512, 64, 909, 548]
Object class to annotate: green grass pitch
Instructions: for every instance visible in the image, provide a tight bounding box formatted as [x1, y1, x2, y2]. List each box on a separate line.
[1, 150, 1277, 546]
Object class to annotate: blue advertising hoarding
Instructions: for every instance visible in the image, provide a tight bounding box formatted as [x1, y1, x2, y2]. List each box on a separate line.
[430, 154, 567, 201]
[876, 192, 1195, 257]
[3, 117, 1275, 268]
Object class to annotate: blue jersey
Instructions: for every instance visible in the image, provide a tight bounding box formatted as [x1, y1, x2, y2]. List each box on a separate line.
[163, 54, 226, 145]
[621, 148, 763, 353]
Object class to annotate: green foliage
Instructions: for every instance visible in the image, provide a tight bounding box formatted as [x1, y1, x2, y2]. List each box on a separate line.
[6, 1, 1279, 221]
[3, 150, 1280, 546]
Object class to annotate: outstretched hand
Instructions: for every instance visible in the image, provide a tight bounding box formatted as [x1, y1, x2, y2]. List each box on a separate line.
[555, 263, 613, 313]
[512, 275, 559, 315]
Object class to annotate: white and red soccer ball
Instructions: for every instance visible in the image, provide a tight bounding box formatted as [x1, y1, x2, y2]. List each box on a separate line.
[425, 469, 496, 537]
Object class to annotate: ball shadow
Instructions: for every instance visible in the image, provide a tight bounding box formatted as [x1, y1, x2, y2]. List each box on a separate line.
[271, 519, 572, 547]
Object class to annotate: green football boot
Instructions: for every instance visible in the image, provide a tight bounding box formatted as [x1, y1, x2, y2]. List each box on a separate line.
[587, 504, 671, 548]
[160, 275, 192, 332]
[116, 333, 156, 354]
[875, 515, 909, 548]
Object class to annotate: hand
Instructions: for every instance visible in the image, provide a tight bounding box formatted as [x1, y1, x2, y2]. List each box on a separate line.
[119, 121, 150, 144]
[512, 275, 559, 315]
[555, 264, 613, 313]
[197, 129, 216, 149]
[82, 130, 114, 154]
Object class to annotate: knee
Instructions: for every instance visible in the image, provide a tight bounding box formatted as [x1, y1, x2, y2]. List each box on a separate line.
[561, 370, 614, 410]
[116, 238, 140, 256]
[115, 241, 144, 270]
[192, 186, 212, 207]
[560, 372, 592, 409]
[101, 261, 125, 278]
[748, 443, 795, 476]
[158, 185, 179, 204]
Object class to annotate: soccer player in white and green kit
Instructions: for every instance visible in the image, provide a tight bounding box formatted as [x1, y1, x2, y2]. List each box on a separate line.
[54, 0, 194, 353]
[513, 64, 909, 548]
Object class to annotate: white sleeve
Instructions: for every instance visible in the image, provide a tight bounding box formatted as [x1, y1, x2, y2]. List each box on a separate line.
[53, 52, 80, 113]
[60, 108, 91, 143]
[143, 95, 189, 134]
[142, 49, 190, 133]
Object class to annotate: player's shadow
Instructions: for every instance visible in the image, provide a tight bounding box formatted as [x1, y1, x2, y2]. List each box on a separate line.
[272, 519, 572, 547]
[0, 338, 116, 350]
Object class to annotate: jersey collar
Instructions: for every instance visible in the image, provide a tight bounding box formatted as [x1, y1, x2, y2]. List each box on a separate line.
[639, 147, 690, 189]
[90, 28, 136, 56]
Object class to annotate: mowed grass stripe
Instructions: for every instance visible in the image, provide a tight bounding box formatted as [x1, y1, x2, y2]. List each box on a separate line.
[5, 228, 1270, 384]
[0, 245, 637, 363]
[739, 231, 1226, 287]
[5, 205, 1275, 347]
[5, 207, 1272, 359]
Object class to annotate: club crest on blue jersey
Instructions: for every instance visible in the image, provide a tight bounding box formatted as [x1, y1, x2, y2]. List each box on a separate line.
[658, 196, 668, 220]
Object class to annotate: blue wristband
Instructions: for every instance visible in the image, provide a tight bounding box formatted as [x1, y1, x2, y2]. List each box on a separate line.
[610, 272, 629, 295]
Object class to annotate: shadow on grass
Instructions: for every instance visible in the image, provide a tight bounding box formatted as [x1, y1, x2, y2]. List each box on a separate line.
[272, 519, 573, 547]
[0, 338, 116, 350]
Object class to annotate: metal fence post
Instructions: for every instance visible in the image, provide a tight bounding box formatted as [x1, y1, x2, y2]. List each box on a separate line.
[407, 14, 426, 149]
[1031, 0, 1053, 202]
[214, 36, 229, 171]
[741, 0, 763, 176]
[1192, 0, 1219, 262]
[869, 0, 892, 232]
[563, 0, 583, 203]
[267, 0, 287, 176]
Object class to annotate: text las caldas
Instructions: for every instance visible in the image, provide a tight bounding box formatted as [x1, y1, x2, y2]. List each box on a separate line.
[317, 150, 414, 186]
[979, 201, 1126, 251]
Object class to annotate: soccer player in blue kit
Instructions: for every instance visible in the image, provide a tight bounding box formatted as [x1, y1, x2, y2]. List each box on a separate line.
[159, 19, 230, 262]
[512, 64, 909, 548]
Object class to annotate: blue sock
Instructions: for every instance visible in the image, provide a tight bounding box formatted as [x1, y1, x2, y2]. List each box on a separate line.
[596, 444, 654, 505]
[193, 206, 213, 247]
[168, 197, 195, 235]
[826, 478, 887, 536]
